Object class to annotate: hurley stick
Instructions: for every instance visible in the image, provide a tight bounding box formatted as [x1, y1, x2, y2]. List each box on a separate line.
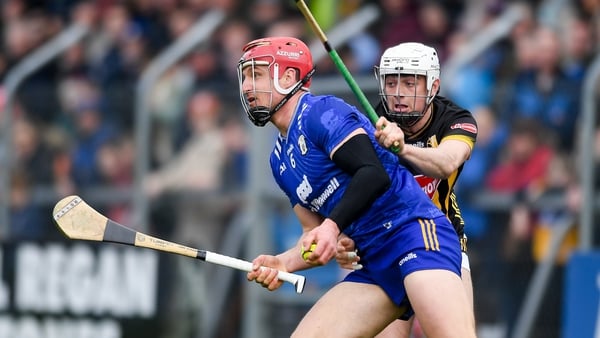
[53, 195, 306, 294]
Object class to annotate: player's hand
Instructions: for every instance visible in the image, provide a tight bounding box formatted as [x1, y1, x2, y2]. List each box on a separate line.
[375, 116, 405, 153]
[247, 255, 286, 291]
[301, 218, 339, 266]
[336, 236, 362, 270]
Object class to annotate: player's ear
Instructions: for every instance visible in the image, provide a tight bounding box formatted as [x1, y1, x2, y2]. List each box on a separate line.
[281, 67, 298, 87]
[431, 78, 440, 95]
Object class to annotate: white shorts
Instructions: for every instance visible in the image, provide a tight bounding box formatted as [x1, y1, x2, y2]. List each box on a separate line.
[461, 252, 471, 272]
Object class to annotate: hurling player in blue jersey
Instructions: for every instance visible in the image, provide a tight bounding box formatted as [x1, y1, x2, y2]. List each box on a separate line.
[238, 36, 476, 338]
[336, 42, 478, 338]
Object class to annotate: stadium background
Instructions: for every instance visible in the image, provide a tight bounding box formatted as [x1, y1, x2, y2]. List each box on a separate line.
[0, 0, 598, 337]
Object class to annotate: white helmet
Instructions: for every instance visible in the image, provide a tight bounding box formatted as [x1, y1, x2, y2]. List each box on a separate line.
[375, 42, 440, 128]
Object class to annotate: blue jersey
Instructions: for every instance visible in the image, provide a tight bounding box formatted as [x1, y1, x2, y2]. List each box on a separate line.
[270, 93, 445, 253]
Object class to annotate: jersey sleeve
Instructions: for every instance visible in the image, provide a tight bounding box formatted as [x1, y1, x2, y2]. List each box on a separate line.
[441, 110, 478, 150]
[303, 96, 364, 155]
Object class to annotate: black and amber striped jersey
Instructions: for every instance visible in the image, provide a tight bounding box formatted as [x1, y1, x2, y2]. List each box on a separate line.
[377, 96, 477, 251]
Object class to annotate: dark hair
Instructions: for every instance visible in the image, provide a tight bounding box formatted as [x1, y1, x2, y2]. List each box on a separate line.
[509, 117, 556, 147]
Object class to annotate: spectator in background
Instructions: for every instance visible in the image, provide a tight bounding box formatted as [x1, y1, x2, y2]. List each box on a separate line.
[374, 0, 423, 49]
[70, 99, 118, 188]
[485, 117, 556, 338]
[499, 25, 582, 152]
[126, 0, 171, 55]
[531, 152, 578, 273]
[12, 117, 54, 185]
[215, 19, 255, 86]
[96, 135, 135, 225]
[57, 1, 98, 80]
[417, 0, 452, 63]
[486, 117, 555, 199]
[245, 0, 286, 37]
[89, 3, 149, 130]
[443, 2, 512, 111]
[444, 29, 507, 111]
[148, 60, 195, 164]
[561, 13, 595, 82]
[50, 144, 76, 198]
[188, 42, 229, 94]
[210, 0, 241, 17]
[302, 1, 380, 75]
[457, 106, 506, 240]
[264, 17, 307, 40]
[145, 90, 228, 196]
[56, 76, 100, 137]
[59, 41, 90, 79]
[165, 7, 195, 39]
[146, 89, 242, 251]
[455, 106, 507, 325]
[345, 33, 381, 74]
[5, 10, 62, 125]
[9, 170, 47, 241]
[148, 47, 196, 164]
[149, 8, 231, 165]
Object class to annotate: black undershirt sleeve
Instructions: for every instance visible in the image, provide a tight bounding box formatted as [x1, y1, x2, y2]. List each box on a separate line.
[329, 133, 391, 232]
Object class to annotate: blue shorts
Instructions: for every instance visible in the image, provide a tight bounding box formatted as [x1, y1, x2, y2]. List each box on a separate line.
[342, 215, 461, 320]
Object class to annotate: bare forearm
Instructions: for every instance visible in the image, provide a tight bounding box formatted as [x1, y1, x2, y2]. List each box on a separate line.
[277, 237, 315, 272]
[401, 142, 468, 179]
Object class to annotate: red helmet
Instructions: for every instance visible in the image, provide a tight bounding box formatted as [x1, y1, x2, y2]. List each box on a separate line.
[237, 37, 314, 126]
[239, 36, 314, 89]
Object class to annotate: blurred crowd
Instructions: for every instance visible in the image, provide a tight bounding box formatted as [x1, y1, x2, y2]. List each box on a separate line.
[1, 0, 599, 337]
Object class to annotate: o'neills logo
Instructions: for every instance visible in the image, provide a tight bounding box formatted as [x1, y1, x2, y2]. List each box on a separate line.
[414, 175, 440, 199]
[277, 50, 300, 58]
[399, 252, 417, 266]
[310, 177, 340, 212]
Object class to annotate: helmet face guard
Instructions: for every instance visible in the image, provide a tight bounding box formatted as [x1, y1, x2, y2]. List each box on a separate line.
[237, 58, 275, 126]
[375, 42, 440, 129]
[237, 37, 314, 127]
[375, 71, 429, 129]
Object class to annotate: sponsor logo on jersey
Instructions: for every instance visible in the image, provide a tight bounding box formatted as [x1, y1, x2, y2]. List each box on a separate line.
[450, 123, 477, 134]
[309, 177, 340, 212]
[296, 175, 313, 204]
[398, 252, 417, 266]
[414, 175, 440, 199]
[298, 135, 307, 155]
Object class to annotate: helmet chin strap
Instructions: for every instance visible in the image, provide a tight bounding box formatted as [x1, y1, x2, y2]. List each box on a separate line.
[248, 68, 316, 127]
[400, 101, 435, 133]
[249, 67, 316, 127]
[246, 105, 272, 127]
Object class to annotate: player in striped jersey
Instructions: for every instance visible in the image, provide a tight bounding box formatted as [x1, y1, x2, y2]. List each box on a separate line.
[337, 42, 478, 337]
[239, 36, 476, 338]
